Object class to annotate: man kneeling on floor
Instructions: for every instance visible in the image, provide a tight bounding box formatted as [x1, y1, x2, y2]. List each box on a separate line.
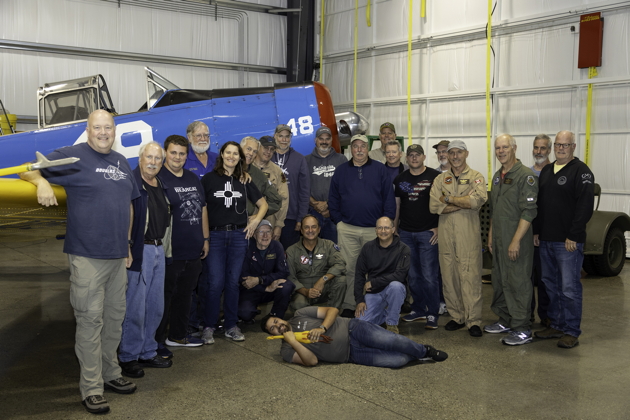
[354, 217, 410, 334]
[237, 220, 295, 323]
[262, 307, 447, 367]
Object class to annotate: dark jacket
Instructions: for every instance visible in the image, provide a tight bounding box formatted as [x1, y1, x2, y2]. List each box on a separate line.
[272, 147, 310, 221]
[246, 164, 282, 218]
[354, 236, 410, 304]
[129, 166, 172, 271]
[240, 238, 290, 293]
[328, 158, 396, 227]
[534, 157, 594, 243]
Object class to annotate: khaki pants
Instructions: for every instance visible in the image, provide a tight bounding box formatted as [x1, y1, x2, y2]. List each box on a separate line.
[336, 222, 376, 310]
[290, 276, 347, 311]
[68, 255, 127, 399]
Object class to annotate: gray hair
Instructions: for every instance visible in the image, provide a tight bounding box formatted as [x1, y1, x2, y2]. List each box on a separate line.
[186, 121, 208, 135]
[534, 134, 552, 149]
[240, 136, 260, 147]
[139, 141, 165, 160]
[385, 141, 402, 152]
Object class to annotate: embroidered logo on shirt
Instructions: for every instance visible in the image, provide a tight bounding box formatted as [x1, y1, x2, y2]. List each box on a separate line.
[315, 253, 324, 259]
[458, 179, 469, 185]
[214, 181, 243, 208]
[333, 244, 341, 251]
[558, 176, 567, 185]
[266, 253, 276, 259]
[527, 175, 535, 186]
[504, 178, 513, 184]
[95, 161, 127, 181]
[493, 177, 500, 186]
[444, 177, 453, 184]
[474, 179, 482, 184]
[300, 255, 310, 265]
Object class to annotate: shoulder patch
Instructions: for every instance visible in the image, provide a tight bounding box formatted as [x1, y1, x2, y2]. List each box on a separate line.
[444, 176, 453, 184]
[281, 174, 287, 183]
[333, 243, 341, 252]
[493, 176, 500, 186]
[527, 175, 535, 186]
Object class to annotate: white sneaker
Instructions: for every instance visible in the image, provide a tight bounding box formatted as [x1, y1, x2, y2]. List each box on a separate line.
[438, 302, 448, 315]
[201, 327, 215, 344]
[225, 326, 245, 342]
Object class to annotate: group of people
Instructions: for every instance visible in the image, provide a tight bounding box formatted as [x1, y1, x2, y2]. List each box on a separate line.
[19, 111, 594, 414]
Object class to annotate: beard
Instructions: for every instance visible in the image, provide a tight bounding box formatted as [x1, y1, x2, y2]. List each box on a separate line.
[533, 155, 547, 165]
[192, 143, 209, 154]
[317, 146, 331, 155]
[439, 158, 448, 166]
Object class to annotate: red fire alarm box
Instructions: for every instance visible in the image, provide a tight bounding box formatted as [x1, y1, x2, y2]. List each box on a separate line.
[578, 12, 604, 68]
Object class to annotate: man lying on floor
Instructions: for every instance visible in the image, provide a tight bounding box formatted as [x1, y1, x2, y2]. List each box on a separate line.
[261, 306, 447, 367]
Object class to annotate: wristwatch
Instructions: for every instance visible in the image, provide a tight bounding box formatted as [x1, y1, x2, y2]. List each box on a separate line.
[444, 196, 450, 204]
[322, 275, 330, 282]
[319, 325, 328, 332]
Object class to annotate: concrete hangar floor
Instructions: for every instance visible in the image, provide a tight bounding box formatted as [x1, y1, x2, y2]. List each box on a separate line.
[0, 222, 629, 420]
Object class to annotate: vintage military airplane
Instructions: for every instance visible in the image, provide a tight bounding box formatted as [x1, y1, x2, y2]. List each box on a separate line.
[0, 67, 368, 207]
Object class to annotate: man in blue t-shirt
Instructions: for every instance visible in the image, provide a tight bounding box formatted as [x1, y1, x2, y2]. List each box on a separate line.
[19, 110, 140, 415]
[155, 135, 209, 354]
[183, 121, 218, 179]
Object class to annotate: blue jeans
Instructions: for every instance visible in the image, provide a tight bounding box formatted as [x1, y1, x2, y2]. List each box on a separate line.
[399, 229, 440, 317]
[348, 318, 427, 368]
[308, 208, 338, 243]
[357, 281, 406, 326]
[203, 229, 248, 330]
[120, 244, 165, 362]
[539, 241, 584, 337]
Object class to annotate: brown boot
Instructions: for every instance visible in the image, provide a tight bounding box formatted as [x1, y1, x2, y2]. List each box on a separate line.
[557, 334, 579, 348]
[386, 324, 399, 334]
[534, 327, 563, 339]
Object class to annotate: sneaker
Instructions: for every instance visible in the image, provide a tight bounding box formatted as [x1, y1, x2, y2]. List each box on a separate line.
[423, 345, 448, 362]
[104, 377, 137, 394]
[557, 334, 579, 349]
[386, 324, 399, 334]
[166, 335, 204, 347]
[438, 302, 448, 315]
[501, 330, 533, 346]
[225, 326, 245, 341]
[156, 342, 173, 359]
[201, 327, 215, 344]
[138, 355, 173, 368]
[425, 315, 438, 330]
[119, 360, 145, 378]
[82, 395, 110, 414]
[534, 327, 564, 339]
[401, 311, 427, 322]
[484, 321, 511, 334]
[444, 320, 466, 331]
[469, 325, 483, 337]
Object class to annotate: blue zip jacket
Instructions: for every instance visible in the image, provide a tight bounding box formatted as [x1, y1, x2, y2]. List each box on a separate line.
[240, 238, 290, 293]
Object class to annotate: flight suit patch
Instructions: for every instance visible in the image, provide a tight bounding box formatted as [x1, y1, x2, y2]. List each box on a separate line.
[300, 255, 310, 265]
[504, 178, 513, 184]
[445, 177, 453, 184]
[333, 244, 341, 251]
[458, 179, 469, 185]
[558, 176, 567, 185]
[266, 253, 276, 259]
[315, 253, 324, 259]
[527, 175, 535, 186]
[493, 177, 500, 186]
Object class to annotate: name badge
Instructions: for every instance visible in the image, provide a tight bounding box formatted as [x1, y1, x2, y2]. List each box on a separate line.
[504, 178, 513, 184]
[266, 253, 276, 260]
[458, 179, 469, 185]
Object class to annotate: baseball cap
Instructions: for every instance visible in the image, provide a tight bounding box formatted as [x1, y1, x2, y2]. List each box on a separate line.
[432, 140, 450, 150]
[275, 124, 292, 135]
[316, 127, 332, 137]
[446, 140, 467, 152]
[256, 220, 273, 231]
[406, 144, 424, 155]
[380, 122, 396, 133]
[259, 136, 277, 148]
[351, 134, 369, 143]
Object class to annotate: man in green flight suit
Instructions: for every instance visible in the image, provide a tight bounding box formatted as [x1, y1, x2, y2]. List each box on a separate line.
[485, 134, 538, 346]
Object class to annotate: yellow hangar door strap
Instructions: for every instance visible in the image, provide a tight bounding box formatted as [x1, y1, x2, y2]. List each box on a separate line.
[585, 66, 597, 166]
[320, 0, 325, 83]
[366, 0, 371, 27]
[421, 0, 426, 18]
[486, 0, 493, 185]
[353, 0, 359, 112]
[407, 0, 413, 146]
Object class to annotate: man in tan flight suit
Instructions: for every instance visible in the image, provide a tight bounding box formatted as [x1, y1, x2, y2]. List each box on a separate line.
[429, 140, 487, 337]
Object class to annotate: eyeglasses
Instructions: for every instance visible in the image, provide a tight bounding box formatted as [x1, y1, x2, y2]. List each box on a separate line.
[376, 226, 393, 231]
[194, 134, 210, 140]
[554, 143, 573, 149]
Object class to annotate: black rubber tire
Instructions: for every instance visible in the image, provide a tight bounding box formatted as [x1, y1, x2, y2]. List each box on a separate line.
[593, 227, 627, 277]
[582, 254, 597, 275]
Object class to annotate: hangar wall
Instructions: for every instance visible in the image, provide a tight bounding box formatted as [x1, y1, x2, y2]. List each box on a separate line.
[0, 0, 288, 128]
[318, 0, 630, 229]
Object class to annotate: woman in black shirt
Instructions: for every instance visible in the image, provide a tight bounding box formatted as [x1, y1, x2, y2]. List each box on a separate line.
[200, 141, 268, 343]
